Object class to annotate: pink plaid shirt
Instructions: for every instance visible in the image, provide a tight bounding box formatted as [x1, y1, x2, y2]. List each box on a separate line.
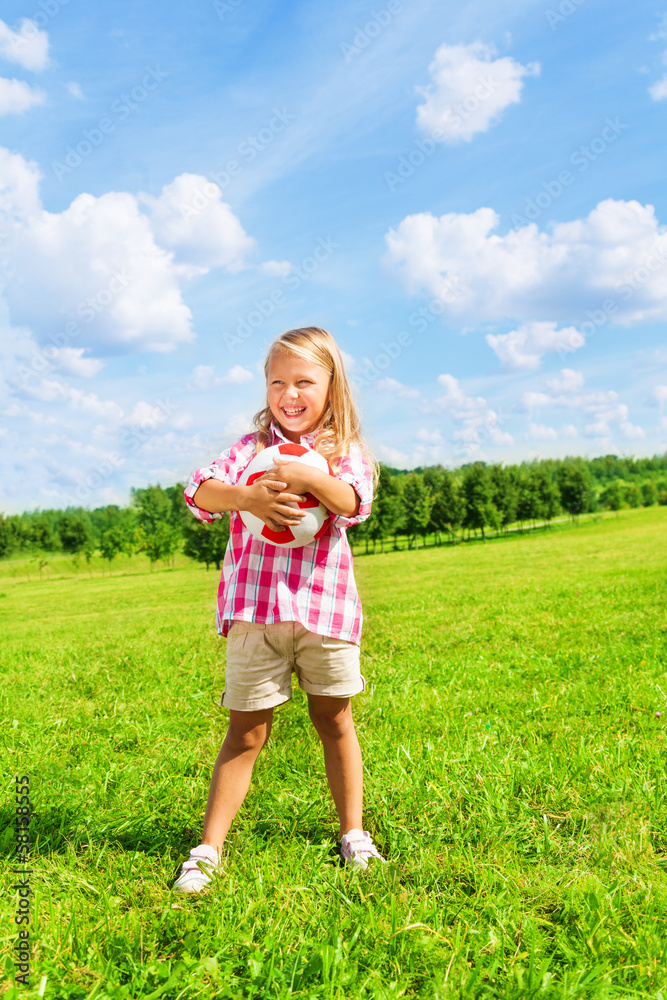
[184, 420, 373, 645]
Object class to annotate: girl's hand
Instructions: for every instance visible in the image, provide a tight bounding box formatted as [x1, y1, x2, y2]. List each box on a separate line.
[262, 458, 316, 496]
[242, 473, 309, 533]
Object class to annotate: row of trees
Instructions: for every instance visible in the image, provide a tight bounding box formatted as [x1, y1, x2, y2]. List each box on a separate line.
[1, 454, 666, 568]
[0, 484, 230, 572]
[352, 459, 667, 552]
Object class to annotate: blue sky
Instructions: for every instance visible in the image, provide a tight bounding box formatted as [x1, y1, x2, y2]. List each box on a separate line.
[1, 0, 666, 512]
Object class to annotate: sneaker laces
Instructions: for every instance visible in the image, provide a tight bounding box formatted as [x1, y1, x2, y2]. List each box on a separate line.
[340, 829, 384, 862]
[180, 845, 220, 874]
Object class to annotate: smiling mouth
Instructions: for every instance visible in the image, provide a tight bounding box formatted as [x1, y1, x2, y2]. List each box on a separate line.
[282, 407, 306, 417]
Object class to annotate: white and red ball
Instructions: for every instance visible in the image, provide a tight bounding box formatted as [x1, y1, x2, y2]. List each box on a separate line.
[237, 443, 334, 548]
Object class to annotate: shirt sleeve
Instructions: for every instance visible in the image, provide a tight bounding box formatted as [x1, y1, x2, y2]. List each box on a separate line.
[329, 443, 374, 529]
[183, 433, 257, 523]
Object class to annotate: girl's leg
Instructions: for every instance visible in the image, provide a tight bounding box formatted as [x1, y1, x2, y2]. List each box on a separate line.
[201, 707, 274, 853]
[307, 695, 363, 836]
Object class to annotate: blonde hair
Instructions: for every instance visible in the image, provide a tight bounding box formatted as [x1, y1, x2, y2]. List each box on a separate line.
[251, 326, 379, 490]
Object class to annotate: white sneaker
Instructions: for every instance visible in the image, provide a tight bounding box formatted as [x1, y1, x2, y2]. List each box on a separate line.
[173, 844, 221, 893]
[340, 829, 386, 869]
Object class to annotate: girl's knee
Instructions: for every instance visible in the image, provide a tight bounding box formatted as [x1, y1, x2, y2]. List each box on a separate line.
[225, 715, 272, 753]
[308, 698, 353, 740]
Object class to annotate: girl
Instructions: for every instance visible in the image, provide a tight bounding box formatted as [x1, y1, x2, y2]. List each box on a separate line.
[173, 326, 385, 892]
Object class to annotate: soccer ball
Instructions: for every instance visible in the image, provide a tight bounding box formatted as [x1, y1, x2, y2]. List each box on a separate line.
[237, 443, 334, 548]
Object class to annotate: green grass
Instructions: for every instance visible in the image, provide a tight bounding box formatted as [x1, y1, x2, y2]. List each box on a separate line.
[1, 506, 667, 999]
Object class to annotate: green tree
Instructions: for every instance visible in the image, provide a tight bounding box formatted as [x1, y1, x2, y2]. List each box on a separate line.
[623, 483, 642, 509]
[25, 513, 58, 552]
[533, 466, 560, 526]
[0, 515, 19, 558]
[461, 463, 497, 541]
[489, 465, 519, 533]
[430, 469, 464, 543]
[556, 462, 591, 521]
[99, 526, 126, 572]
[57, 510, 93, 554]
[133, 485, 181, 568]
[401, 473, 434, 548]
[166, 483, 193, 534]
[641, 481, 658, 507]
[366, 465, 404, 553]
[183, 514, 230, 570]
[423, 466, 444, 545]
[516, 469, 541, 528]
[600, 481, 624, 512]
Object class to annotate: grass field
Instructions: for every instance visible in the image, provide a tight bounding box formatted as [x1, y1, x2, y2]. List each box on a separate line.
[2, 506, 667, 999]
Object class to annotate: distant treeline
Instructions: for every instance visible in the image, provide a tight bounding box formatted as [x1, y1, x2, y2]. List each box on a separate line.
[1, 453, 666, 568]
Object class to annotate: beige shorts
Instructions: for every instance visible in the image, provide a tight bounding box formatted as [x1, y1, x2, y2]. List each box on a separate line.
[222, 620, 365, 712]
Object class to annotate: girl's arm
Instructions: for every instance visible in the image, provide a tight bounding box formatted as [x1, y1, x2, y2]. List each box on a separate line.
[268, 460, 361, 519]
[192, 477, 309, 532]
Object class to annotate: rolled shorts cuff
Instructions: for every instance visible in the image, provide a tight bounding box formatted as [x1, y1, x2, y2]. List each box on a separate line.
[220, 689, 293, 712]
[297, 674, 366, 699]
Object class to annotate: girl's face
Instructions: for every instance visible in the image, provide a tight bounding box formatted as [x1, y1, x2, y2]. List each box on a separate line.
[267, 350, 330, 443]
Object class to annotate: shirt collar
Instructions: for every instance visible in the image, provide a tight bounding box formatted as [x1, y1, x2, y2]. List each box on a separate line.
[269, 418, 317, 449]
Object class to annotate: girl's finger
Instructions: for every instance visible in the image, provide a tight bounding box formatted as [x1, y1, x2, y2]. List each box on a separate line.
[276, 505, 306, 518]
[278, 492, 307, 504]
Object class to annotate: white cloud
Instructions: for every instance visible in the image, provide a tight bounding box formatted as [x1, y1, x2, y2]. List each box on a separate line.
[650, 13, 667, 40]
[22, 377, 124, 420]
[223, 413, 253, 439]
[187, 364, 254, 391]
[260, 259, 291, 276]
[65, 388, 123, 421]
[0, 19, 49, 71]
[140, 173, 255, 273]
[653, 385, 667, 411]
[0, 77, 45, 115]
[523, 391, 553, 417]
[547, 368, 584, 393]
[375, 377, 421, 398]
[487, 322, 585, 369]
[50, 347, 103, 377]
[434, 373, 513, 456]
[0, 154, 258, 357]
[340, 350, 356, 374]
[522, 375, 646, 443]
[172, 412, 193, 430]
[620, 420, 646, 440]
[384, 199, 667, 329]
[127, 400, 167, 428]
[416, 41, 539, 143]
[649, 15, 667, 100]
[66, 81, 84, 99]
[4, 186, 195, 354]
[527, 422, 557, 441]
[649, 77, 667, 101]
[0, 147, 42, 220]
[221, 364, 254, 385]
[377, 443, 410, 467]
[416, 427, 443, 443]
[21, 377, 63, 402]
